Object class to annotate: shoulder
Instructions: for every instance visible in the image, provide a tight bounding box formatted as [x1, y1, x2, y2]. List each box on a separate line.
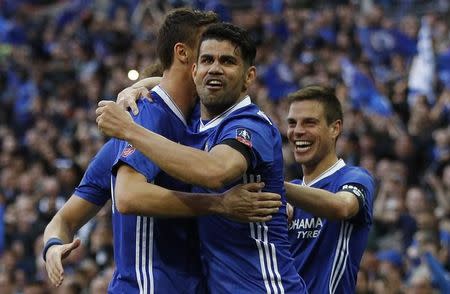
[339, 166, 376, 192]
[135, 98, 166, 117]
[133, 98, 170, 129]
[290, 179, 302, 185]
[90, 139, 119, 166]
[224, 105, 276, 132]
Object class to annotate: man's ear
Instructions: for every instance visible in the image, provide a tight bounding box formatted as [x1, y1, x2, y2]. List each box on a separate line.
[192, 63, 198, 80]
[174, 43, 189, 64]
[242, 66, 256, 91]
[330, 119, 342, 141]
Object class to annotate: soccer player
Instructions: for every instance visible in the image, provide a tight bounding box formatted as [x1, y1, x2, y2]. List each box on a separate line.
[44, 9, 281, 293]
[96, 23, 307, 293]
[284, 86, 376, 293]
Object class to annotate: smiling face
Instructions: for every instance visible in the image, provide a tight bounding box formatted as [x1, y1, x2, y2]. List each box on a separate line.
[193, 39, 255, 118]
[287, 100, 341, 172]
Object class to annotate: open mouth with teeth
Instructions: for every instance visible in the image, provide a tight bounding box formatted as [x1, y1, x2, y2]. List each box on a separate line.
[206, 79, 223, 89]
[294, 140, 313, 151]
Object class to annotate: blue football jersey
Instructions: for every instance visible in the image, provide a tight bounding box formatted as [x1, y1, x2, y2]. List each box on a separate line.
[76, 85, 205, 294]
[288, 159, 375, 294]
[192, 96, 307, 294]
[74, 139, 117, 207]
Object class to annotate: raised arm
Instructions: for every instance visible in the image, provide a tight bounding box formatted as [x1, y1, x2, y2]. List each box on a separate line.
[285, 182, 360, 220]
[96, 101, 249, 189]
[43, 196, 101, 287]
[116, 77, 162, 114]
[115, 164, 280, 222]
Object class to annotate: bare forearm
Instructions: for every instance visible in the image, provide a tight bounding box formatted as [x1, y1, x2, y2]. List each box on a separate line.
[125, 124, 228, 189]
[116, 180, 223, 216]
[285, 182, 355, 220]
[43, 214, 75, 244]
[43, 197, 101, 243]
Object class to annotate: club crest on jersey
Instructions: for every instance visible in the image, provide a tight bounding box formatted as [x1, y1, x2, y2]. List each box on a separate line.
[236, 128, 252, 148]
[121, 144, 136, 158]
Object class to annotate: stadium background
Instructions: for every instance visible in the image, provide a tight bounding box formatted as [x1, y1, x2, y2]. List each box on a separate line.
[0, 0, 449, 293]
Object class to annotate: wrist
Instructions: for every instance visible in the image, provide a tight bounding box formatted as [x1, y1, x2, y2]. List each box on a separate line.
[123, 120, 140, 142]
[43, 237, 63, 261]
[210, 194, 226, 215]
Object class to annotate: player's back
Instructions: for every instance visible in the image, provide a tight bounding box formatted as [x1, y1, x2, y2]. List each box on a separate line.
[289, 162, 375, 294]
[193, 97, 306, 294]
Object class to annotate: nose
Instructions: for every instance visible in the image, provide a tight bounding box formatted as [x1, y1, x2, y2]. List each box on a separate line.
[208, 60, 223, 75]
[290, 122, 306, 138]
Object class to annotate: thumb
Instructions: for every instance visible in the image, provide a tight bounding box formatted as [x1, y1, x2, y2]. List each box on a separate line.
[61, 238, 81, 258]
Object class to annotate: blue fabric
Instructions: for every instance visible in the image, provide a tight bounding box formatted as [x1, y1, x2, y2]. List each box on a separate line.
[423, 252, 450, 293]
[341, 58, 393, 116]
[289, 164, 376, 293]
[358, 27, 416, 65]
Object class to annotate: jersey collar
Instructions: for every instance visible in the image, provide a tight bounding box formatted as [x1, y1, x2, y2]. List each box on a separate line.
[302, 159, 346, 187]
[152, 85, 187, 126]
[199, 96, 252, 132]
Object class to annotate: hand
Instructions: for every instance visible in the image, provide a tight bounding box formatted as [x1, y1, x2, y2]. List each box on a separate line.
[45, 238, 81, 287]
[221, 182, 281, 222]
[96, 101, 134, 140]
[287, 203, 294, 227]
[116, 86, 151, 115]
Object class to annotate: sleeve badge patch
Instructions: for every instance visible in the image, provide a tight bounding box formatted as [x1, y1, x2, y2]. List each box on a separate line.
[121, 144, 136, 158]
[236, 128, 252, 148]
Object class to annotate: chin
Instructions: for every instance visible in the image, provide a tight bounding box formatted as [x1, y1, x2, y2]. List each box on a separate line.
[294, 155, 307, 165]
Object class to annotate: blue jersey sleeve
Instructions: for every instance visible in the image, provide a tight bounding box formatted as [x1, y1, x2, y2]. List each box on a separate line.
[74, 140, 117, 206]
[215, 116, 274, 169]
[338, 168, 375, 225]
[113, 100, 166, 181]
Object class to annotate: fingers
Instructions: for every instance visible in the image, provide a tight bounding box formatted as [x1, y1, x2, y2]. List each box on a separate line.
[98, 100, 114, 107]
[241, 182, 265, 192]
[45, 247, 64, 287]
[116, 86, 150, 115]
[257, 192, 281, 201]
[61, 238, 81, 259]
[248, 215, 273, 222]
[140, 87, 151, 99]
[254, 200, 282, 209]
[128, 100, 139, 116]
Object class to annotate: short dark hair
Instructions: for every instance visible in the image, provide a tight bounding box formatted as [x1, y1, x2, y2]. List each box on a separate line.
[288, 85, 343, 125]
[199, 22, 256, 67]
[157, 8, 219, 70]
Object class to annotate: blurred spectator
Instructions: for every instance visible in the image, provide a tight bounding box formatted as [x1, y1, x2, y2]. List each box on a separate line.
[373, 250, 404, 294]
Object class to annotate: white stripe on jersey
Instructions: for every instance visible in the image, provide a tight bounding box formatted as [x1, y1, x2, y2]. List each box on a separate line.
[148, 218, 154, 294]
[142, 217, 148, 293]
[250, 222, 286, 294]
[250, 222, 271, 293]
[261, 223, 278, 294]
[270, 241, 284, 294]
[329, 221, 353, 294]
[135, 216, 155, 294]
[246, 173, 285, 293]
[110, 176, 115, 213]
[136, 216, 144, 294]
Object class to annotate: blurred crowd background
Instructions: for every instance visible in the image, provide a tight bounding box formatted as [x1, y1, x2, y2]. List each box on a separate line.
[0, 0, 449, 293]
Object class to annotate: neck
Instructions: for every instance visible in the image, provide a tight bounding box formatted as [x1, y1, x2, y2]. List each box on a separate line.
[302, 152, 339, 185]
[201, 93, 247, 120]
[159, 65, 196, 118]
